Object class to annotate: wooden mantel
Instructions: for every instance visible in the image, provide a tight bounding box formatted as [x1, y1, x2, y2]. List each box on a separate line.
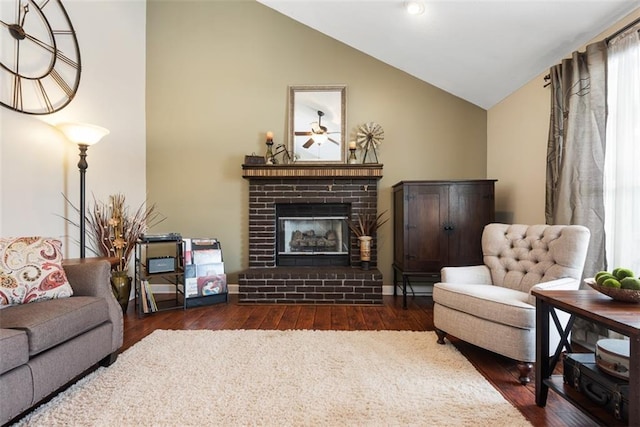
[242, 163, 383, 179]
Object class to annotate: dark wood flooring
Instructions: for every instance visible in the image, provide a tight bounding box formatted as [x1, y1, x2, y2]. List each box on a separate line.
[123, 294, 597, 427]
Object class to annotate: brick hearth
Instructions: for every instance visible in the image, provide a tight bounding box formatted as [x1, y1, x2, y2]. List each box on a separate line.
[239, 164, 383, 304]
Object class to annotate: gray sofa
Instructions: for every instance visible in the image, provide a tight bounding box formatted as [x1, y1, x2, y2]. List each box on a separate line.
[0, 260, 123, 425]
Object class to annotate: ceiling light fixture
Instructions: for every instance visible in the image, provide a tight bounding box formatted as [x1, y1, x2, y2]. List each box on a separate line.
[405, 1, 425, 16]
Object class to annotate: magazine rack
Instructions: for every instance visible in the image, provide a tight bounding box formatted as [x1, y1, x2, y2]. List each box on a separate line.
[183, 238, 228, 308]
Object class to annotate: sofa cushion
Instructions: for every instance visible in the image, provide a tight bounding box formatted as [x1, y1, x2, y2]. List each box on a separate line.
[0, 237, 73, 306]
[0, 296, 110, 356]
[0, 328, 28, 375]
[433, 282, 535, 329]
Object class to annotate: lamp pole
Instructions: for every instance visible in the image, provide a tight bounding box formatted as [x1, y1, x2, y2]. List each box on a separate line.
[77, 143, 89, 258]
[57, 123, 109, 259]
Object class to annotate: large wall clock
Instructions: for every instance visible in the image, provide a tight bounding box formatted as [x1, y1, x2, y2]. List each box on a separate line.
[0, 0, 81, 115]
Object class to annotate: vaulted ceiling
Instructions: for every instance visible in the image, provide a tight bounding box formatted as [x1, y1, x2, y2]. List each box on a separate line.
[257, 0, 640, 109]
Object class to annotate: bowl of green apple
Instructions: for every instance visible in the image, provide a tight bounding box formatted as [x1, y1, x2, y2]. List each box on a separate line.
[585, 268, 640, 303]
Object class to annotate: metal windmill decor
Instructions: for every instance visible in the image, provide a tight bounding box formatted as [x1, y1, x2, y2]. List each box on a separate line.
[356, 122, 384, 164]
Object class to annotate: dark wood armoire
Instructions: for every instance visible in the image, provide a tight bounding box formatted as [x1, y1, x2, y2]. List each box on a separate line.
[392, 180, 496, 306]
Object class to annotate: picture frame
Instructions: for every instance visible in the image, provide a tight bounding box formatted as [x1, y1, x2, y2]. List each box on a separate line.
[288, 85, 346, 163]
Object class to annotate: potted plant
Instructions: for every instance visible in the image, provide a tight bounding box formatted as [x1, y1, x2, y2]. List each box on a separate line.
[345, 211, 389, 270]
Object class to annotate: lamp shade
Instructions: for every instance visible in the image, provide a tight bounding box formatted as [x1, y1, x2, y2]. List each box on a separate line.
[57, 122, 110, 145]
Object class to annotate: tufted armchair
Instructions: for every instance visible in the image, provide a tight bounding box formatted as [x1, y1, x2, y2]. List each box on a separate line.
[433, 223, 590, 384]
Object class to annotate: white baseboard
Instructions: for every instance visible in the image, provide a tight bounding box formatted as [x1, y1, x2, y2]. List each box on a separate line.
[147, 284, 425, 297]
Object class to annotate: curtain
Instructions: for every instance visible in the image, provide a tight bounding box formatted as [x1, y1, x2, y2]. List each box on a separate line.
[604, 27, 640, 276]
[545, 41, 607, 279]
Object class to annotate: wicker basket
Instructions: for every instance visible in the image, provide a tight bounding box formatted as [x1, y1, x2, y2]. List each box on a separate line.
[585, 278, 640, 303]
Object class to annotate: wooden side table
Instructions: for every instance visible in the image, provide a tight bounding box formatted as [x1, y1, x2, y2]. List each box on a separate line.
[533, 289, 640, 426]
[392, 263, 439, 309]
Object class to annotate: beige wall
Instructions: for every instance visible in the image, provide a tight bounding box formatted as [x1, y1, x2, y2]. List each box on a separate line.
[487, 8, 640, 226]
[146, 0, 487, 285]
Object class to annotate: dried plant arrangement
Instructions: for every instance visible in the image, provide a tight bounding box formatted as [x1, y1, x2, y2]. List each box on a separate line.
[345, 211, 389, 237]
[62, 193, 165, 271]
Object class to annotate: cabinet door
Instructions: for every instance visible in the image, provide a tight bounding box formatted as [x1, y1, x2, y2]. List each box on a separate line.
[447, 182, 495, 266]
[393, 188, 406, 267]
[406, 184, 449, 271]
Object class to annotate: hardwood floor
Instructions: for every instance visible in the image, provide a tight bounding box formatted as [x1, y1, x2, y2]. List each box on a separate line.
[122, 294, 596, 427]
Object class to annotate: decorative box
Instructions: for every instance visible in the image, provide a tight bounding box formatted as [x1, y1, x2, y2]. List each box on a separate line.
[244, 155, 266, 165]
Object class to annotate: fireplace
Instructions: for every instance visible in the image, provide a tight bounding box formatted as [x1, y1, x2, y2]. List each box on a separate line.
[239, 164, 383, 304]
[276, 203, 350, 267]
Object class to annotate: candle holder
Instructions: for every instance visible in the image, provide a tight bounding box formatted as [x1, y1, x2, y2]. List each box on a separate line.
[348, 147, 357, 164]
[265, 138, 275, 164]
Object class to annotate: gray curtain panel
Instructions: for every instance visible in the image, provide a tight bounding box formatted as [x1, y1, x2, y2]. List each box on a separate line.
[545, 41, 607, 279]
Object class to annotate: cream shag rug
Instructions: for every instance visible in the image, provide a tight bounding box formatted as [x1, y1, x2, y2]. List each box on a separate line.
[14, 330, 532, 426]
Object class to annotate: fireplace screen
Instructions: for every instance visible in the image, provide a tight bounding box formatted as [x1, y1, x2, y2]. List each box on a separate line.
[278, 216, 348, 255]
[276, 203, 351, 266]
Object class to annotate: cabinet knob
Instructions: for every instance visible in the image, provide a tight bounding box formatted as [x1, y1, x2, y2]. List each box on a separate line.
[443, 224, 455, 232]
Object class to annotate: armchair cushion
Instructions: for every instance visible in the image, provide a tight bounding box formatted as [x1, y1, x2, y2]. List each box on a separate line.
[433, 283, 535, 329]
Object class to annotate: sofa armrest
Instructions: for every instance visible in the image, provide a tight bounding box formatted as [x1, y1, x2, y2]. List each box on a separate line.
[64, 260, 112, 297]
[63, 261, 123, 353]
[440, 265, 492, 285]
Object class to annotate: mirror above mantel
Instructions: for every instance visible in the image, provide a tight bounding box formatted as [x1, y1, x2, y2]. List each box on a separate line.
[288, 85, 346, 164]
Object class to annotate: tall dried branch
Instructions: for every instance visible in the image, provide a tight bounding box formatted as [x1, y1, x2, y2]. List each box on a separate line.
[345, 210, 389, 237]
[59, 193, 166, 271]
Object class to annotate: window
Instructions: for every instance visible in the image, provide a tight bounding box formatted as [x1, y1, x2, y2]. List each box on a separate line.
[604, 28, 640, 274]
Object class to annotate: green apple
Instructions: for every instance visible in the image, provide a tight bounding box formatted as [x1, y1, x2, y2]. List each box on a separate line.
[594, 271, 610, 281]
[620, 277, 640, 290]
[596, 273, 615, 286]
[613, 267, 634, 280]
[602, 278, 622, 288]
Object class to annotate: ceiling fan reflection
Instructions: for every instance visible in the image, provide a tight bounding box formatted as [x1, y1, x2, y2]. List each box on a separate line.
[295, 110, 340, 149]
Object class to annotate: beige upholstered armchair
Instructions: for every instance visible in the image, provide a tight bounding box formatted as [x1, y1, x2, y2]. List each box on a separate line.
[433, 223, 590, 384]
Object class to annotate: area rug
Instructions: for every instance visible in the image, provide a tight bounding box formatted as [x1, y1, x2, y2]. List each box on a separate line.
[14, 330, 531, 426]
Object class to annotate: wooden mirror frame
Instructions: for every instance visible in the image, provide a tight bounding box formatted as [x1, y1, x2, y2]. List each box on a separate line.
[288, 85, 346, 163]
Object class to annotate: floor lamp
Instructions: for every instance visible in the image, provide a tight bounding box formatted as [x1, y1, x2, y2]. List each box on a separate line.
[57, 123, 110, 258]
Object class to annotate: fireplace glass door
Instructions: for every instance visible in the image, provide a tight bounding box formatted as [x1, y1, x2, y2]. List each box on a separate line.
[277, 216, 349, 266]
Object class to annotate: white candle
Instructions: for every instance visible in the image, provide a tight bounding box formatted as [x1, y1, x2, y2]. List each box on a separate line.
[349, 141, 356, 150]
[266, 131, 274, 140]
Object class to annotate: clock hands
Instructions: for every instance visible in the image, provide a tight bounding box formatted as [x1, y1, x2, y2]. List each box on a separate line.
[20, 3, 29, 27]
[24, 33, 78, 68]
[1, 23, 78, 71]
[3, 1, 29, 38]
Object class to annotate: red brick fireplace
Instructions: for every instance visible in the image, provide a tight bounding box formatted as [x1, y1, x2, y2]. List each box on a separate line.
[239, 164, 383, 304]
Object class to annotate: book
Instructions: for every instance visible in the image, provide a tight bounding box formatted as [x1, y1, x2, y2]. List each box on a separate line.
[193, 249, 222, 265]
[140, 280, 149, 313]
[184, 264, 199, 298]
[197, 273, 227, 295]
[144, 280, 157, 312]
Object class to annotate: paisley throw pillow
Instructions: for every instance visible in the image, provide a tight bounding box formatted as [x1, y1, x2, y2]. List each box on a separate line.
[0, 237, 74, 306]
